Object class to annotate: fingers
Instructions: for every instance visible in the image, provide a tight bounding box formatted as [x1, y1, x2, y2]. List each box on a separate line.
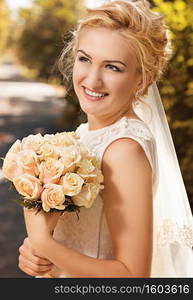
[18, 237, 53, 277]
[19, 245, 51, 266]
[18, 261, 52, 277]
[22, 237, 51, 265]
[18, 254, 53, 276]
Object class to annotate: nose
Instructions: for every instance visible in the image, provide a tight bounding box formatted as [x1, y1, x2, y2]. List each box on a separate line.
[84, 66, 103, 90]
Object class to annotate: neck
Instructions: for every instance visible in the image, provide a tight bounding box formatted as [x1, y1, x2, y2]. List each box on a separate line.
[87, 109, 139, 131]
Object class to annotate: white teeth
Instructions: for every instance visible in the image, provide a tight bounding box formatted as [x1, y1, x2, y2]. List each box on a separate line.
[85, 88, 106, 97]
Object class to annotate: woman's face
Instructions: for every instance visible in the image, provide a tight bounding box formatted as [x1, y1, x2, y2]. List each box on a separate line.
[72, 27, 141, 118]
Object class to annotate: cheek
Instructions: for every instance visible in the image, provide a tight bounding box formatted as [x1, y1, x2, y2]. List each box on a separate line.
[72, 64, 79, 87]
[108, 76, 134, 95]
[73, 62, 87, 86]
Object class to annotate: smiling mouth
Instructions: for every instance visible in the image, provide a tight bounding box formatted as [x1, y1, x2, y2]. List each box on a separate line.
[83, 87, 109, 99]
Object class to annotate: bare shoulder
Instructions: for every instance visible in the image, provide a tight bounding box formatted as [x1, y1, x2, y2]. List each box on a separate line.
[101, 137, 152, 198]
[104, 137, 142, 155]
[102, 137, 152, 174]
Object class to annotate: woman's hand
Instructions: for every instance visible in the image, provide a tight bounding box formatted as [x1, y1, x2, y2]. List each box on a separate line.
[23, 208, 60, 253]
[18, 237, 53, 277]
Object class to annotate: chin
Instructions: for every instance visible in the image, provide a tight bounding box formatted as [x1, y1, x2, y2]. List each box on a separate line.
[79, 101, 105, 116]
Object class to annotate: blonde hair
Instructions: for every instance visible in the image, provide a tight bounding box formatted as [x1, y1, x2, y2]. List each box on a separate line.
[58, 0, 172, 105]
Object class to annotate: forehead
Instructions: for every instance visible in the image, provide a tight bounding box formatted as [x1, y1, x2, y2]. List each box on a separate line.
[77, 27, 137, 64]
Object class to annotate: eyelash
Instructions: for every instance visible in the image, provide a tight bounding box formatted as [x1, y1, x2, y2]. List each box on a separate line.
[78, 56, 122, 72]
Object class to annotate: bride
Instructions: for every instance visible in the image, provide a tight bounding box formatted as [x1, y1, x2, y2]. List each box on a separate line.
[18, 0, 193, 277]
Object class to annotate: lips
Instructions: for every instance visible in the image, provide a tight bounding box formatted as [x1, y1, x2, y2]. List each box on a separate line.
[82, 86, 109, 101]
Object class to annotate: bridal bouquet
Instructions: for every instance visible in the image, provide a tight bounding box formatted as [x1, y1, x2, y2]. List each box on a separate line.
[1, 132, 104, 214]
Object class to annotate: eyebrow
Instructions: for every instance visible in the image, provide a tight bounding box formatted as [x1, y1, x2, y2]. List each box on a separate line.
[77, 49, 127, 67]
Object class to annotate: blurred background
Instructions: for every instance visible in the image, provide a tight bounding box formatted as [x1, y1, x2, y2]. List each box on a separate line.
[0, 0, 192, 277]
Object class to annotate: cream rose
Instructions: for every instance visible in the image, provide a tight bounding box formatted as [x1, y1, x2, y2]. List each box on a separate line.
[17, 150, 40, 177]
[39, 158, 64, 184]
[71, 183, 100, 208]
[44, 134, 61, 146]
[2, 140, 22, 181]
[59, 131, 80, 144]
[38, 143, 59, 160]
[2, 153, 23, 181]
[90, 156, 101, 169]
[2, 149, 40, 181]
[76, 158, 95, 175]
[7, 139, 21, 155]
[13, 174, 43, 200]
[21, 133, 45, 154]
[59, 145, 82, 172]
[67, 131, 80, 140]
[44, 132, 78, 147]
[59, 173, 84, 196]
[77, 143, 90, 159]
[85, 169, 104, 184]
[41, 183, 65, 212]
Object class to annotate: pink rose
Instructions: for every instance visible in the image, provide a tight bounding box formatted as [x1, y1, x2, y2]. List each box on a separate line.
[13, 174, 43, 200]
[41, 184, 65, 212]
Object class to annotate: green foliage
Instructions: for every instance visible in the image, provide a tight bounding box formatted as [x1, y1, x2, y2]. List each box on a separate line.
[15, 198, 43, 214]
[16, 0, 84, 79]
[15, 197, 81, 217]
[150, 0, 193, 206]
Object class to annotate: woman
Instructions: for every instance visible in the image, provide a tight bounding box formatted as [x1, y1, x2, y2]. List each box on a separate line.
[18, 0, 193, 277]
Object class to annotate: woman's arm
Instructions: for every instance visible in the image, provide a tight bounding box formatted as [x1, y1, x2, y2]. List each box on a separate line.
[23, 137, 153, 278]
[101, 138, 153, 277]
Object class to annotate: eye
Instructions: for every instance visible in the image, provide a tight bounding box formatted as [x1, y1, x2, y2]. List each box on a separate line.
[106, 64, 121, 72]
[78, 56, 90, 63]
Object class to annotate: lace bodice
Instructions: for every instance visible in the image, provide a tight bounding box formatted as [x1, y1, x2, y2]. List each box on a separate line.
[45, 116, 193, 278]
[76, 116, 158, 195]
[76, 116, 154, 157]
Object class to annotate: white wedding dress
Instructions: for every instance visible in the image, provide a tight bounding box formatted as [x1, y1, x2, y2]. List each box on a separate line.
[44, 116, 193, 278]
